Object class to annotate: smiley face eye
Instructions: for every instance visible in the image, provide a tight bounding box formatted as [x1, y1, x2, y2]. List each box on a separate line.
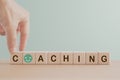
[29, 57, 32, 59]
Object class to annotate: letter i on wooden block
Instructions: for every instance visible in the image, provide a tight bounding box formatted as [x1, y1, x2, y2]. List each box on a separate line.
[61, 52, 73, 64]
[98, 52, 109, 65]
[23, 52, 35, 64]
[47, 52, 61, 64]
[74, 52, 85, 64]
[36, 52, 47, 64]
[85, 52, 98, 64]
[10, 52, 23, 64]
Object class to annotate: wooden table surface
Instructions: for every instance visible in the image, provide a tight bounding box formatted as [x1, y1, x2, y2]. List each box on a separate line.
[0, 60, 120, 80]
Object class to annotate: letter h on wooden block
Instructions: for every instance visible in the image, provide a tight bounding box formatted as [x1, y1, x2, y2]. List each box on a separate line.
[10, 52, 23, 64]
[61, 52, 73, 64]
[85, 52, 98, 64]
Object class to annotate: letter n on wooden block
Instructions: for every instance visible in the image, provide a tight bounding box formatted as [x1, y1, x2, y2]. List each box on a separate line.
[98, 52, 110, 65]
[47, 52, 61, 64]
[23, 53, 35, 64]
[85, 52, 98, 65]
[10, 52, 23, 64]
[36, 52, 47, 64]
[61, 52, 73, 64]
[74, 52, 85, 64]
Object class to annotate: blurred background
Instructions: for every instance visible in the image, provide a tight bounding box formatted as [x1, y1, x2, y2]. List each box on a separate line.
[0, 0, 120, 60]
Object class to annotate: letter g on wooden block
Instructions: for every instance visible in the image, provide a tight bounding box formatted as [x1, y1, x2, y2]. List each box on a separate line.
[98, 52, 110, 64]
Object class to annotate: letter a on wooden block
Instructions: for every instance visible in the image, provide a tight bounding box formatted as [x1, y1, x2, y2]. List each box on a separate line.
[61, 52, 73, 64]
[10, 52, 23, 64]
[74, 52, 85, 64]
[36, 52, 47, 64]
[98, 52, 109, 65]
[85, 52, 98, 64]
[23, 53, 35, 64]
[47, 52, 61, 64]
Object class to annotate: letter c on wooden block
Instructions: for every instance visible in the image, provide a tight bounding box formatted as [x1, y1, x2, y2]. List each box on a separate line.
[10, 52, 23, 64]
[47, 52, 61, 64]
[51, 55, 57, 62]
[13, 55, 18, 62]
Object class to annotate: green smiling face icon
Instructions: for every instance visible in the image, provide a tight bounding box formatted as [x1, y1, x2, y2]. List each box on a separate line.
[24, 54, 33, 63]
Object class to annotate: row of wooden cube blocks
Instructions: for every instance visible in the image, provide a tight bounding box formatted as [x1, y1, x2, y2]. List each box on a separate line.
[10, 51, 110, 65]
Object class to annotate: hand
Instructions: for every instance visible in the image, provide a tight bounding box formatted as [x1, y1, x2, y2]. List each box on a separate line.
[0, 0, 29, 53]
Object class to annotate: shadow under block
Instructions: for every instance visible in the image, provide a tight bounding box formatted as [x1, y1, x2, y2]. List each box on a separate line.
[36, 52, 47, 64]
[74, 52, 85, 64]
[61, 52, 73, 64]
[85, 52, 98, 64]
[47, 52, 61, 64]
[10, 52, 23, 64]
[98, 52, 110, 64]
[23, 53, 35, 64]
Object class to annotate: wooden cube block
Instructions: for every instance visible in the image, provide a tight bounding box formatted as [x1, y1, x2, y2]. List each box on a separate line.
[10, 52, 23, 64]
[98, 52, 110, 65]
[61, 51, 73, 64]
[85, 52, 98, 65]
[36, 52, 47, 64]
[23, 52, 35, 64]
[47, 52, 61, 64]
[74, 52, 85, 64]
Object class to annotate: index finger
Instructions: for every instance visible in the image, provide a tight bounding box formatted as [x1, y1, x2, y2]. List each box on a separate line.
[6, 25, 17, 54]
